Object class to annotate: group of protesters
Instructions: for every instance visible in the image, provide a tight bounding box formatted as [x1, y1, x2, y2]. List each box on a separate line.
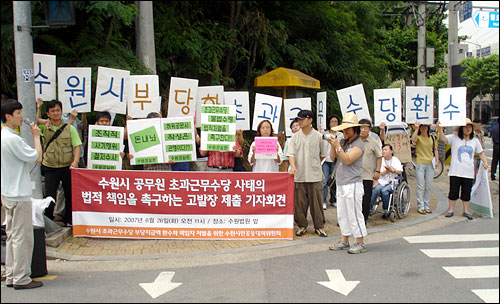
[1, 95, 497, 290]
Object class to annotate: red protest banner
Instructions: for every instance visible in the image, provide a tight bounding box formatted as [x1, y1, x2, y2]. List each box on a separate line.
[71, 169, 295, 240]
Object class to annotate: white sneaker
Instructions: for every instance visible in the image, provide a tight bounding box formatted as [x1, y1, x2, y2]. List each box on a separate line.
[323, 203, 327, 210]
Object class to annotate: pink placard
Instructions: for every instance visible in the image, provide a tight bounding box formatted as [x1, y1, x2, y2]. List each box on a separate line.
[255, 137, 278, 159]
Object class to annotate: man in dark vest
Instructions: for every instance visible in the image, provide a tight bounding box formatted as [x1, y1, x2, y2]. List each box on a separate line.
[39, 100, 82, 226]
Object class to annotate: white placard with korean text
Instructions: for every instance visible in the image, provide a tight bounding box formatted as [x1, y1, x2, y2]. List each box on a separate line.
[374, 88, 402, 126]
[127, 118, 164, 165]
[33, 53, 56, 101]
[406, 86, 434, 125]
[284, 98, 311, 137]
[317, 92, 327, 130]
[87, 125, 124, 170]
[57, 67, 92, 113]
[224, 91, 250, 131]
[336, 84, 371, 121]
[195, 86, 224, 128]
[438, 87, 467, 127]
[252, 93, 283, 132]
[94, 67, 130, 114]
[200, 105, 237, 151]
[161, 116, 197, 163]
[127, 75, 161, 118]
[167, 77, 199, 118]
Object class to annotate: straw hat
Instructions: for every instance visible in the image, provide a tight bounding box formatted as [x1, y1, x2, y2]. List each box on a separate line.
[332, 113, 369, 131]
[454, 118, 481, 132]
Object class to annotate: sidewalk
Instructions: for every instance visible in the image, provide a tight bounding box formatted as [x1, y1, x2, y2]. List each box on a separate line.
[47, 170, 475, 261]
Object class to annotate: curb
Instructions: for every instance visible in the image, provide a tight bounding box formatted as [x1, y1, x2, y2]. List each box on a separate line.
[46, 184, 451, 261]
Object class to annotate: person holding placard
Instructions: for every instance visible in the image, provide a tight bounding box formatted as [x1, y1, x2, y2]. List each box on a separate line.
[411, 121, 439, 214]
[437, 119, 488, 220]
[320, 115, 344, 210]
[287, 110, 328, 238]
[247, 120, 283, 172]
[199, 133, 243, 172]
[327, 113, 367, 253]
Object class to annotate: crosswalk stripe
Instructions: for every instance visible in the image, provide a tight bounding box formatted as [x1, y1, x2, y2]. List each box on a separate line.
[471, 289, 499, 303]
[404, 234, 499, 243]
[420, 247, 499, 258]
[443, 265, 499, 279]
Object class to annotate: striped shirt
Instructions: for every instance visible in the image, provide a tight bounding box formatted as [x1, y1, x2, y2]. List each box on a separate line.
[207, 141, 242, 168]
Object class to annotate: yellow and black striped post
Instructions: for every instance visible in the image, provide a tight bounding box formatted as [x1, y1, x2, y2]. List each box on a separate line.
[445, 144, 451, 165]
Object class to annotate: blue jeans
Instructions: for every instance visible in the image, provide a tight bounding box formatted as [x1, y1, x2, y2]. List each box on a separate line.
[322, 161, 336, 203]
[370, 183, 393, 211]
[416, 163, 433, 210]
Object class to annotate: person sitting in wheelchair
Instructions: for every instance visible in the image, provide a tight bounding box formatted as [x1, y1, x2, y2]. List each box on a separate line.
[370, 144, 403, 219]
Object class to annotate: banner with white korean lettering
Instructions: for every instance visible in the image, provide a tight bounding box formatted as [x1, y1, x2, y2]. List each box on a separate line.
[283, 98, 311, 137]
[374, 88, 402, 126]
[71, 169, 295, 240]
[33, 53, 56, 101]
[160, 116, 197, 162]
[94, 67, 130, 114]
[438, 87, 467, 127]
[316, 92, 327, 130]
[252, 93, 283, 132]
[200, 104, 237, 151]
[127, 75, 161, 118]
[336, 84, 372, 122]
[195, 86, 224, 128]
[87, 125, 125, 170]
[405, 86, 434, 125]
[224, 91, 250, 131]
[57, 67, 92, 113]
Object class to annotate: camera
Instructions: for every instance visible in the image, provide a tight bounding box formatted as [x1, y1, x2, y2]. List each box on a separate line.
[322, 133, 336, 140]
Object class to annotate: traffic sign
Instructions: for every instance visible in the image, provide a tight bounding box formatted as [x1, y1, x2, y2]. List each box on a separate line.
[460, 1, 472, 23]
[472, 11, 499, 29]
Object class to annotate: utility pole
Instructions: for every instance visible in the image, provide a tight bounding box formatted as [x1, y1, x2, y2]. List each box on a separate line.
[447, 1, 459, 88]
[135, 1, 156, 74]
[13, 1, 43, 199]
[417, 1, 426, 86]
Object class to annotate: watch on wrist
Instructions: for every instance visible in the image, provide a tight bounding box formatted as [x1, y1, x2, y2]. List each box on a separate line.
[336, 146, 342, 153]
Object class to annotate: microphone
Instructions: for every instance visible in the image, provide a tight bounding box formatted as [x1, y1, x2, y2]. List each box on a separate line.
[23, 118, 33, 126]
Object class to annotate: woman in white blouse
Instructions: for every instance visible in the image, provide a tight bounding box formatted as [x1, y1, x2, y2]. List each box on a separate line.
[248, 120, 283, 172]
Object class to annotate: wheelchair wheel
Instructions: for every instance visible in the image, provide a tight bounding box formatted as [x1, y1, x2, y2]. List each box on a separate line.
[370, 198, 380, 216]
[394, 180, 411, 219]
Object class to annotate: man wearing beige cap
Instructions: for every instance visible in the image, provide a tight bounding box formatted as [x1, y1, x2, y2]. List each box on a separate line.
[438, 118, 488, 220]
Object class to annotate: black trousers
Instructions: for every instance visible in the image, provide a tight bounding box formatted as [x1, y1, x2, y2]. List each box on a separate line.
[492, 143, 499, 178]
[362, 180, 373, 222]
[43, 166, 72, 224]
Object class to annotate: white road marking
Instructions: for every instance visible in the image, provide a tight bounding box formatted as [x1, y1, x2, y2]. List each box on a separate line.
[139, 271, 182, 299]
[420, 247, 499, 258]
[442, 265, 499, 279]
[317, 269, 360, 296]
[404, 234, 499, 243]
[471, 289, 499, 303]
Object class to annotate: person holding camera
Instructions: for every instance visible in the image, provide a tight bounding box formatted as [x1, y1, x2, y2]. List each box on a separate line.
[320, 115, 344, 209]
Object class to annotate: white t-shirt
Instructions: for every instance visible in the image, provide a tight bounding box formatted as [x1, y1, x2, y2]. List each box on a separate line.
[378, 156, 403, 187]
[446, 134, 483, 179]
[247, 141, 283, 173]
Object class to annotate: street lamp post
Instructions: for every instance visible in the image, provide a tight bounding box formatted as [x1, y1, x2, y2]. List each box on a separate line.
[463, 40, 483, 121]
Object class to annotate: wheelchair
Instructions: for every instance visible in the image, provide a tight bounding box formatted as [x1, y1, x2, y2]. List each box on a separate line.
[369, 171, 411, 222]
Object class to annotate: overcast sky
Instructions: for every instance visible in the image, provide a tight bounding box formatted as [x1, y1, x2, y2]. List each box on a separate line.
[443, 1, 499, 51]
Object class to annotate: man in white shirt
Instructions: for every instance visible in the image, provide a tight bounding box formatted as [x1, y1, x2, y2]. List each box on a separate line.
[370, 143, 403, 219]
[1, 99, 44, 289]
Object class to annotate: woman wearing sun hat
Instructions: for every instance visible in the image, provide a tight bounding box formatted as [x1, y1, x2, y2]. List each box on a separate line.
[437, 118, 488, 220]
[327, 113, 368, 254]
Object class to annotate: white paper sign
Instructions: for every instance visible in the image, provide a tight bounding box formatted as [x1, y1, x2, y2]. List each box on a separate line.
[374, 88, 402, 126]
[200, 105, 237, 151]
[336, 84, 371, 121]
[33, 53, 56, 101]
[87, 125, 124, 170]
[224, 91, 250, 131]
[252, 93, 282, 132]
[195, 86, 224, 128]
[317, 92, 327, 130]
[284, 98, 311, 136]
[127, 75, 160, 118]
[161, 116, 197, 163]
[167, 77, 199, 118]
[438, 87, 467, 127]
[470, 165, 494, 218]
[57, 67, 92, 113]
[406, 86, 434, 124]
[127, 118, 164, 165]
[94, 67, 130, 114]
